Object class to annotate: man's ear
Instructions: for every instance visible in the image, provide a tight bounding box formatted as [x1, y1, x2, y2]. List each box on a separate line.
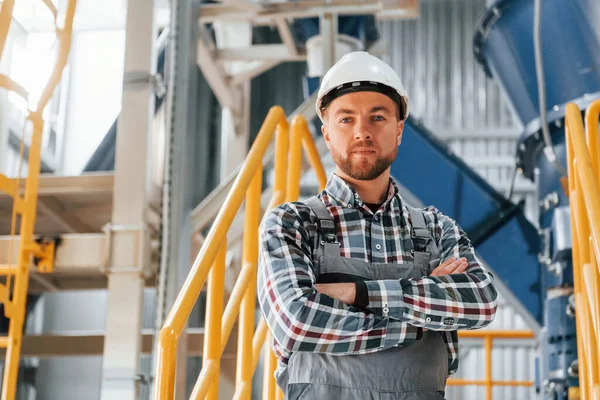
[322, 123, 331, 149]
[396, 120, 404, 147]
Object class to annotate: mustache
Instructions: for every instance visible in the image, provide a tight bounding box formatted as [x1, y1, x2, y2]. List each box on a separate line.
[349, 140, 378, 152]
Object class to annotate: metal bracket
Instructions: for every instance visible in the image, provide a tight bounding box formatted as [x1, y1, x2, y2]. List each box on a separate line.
[123, 71, 166, 98]
[28, 238, 58, 273]
[101, 223, 152, 278]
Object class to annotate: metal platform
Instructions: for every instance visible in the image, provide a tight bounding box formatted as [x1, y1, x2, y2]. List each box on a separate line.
[0, 172, 161, 292]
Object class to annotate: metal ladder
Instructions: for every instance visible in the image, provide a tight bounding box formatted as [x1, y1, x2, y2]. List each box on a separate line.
[0, 0, 77, 398]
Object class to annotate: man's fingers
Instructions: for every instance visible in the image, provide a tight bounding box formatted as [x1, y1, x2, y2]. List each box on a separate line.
[431, 257, 456, 274]
[455, 262, 469, 273]
[443, 257, 467, 272]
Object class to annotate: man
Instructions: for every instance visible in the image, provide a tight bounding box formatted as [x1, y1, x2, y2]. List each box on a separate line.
[257, 51, 498, 400]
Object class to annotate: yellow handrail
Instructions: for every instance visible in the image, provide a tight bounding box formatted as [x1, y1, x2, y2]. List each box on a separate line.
[0, 1, 78, 399]
[565, 99, 600, 398]
[154, 109, 327, 399]
[0, 0, 15, 60]
[448, 330, 536, 400]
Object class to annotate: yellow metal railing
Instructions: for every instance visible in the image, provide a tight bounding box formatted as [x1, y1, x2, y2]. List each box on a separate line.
[154, 108, 327, 399]
[449, 330, 536, 400]
[565, 99, 600, 400]
[0, 1, 77, 399]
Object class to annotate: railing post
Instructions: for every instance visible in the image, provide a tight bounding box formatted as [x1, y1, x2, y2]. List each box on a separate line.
[236, 166, 263, 399]
[484, 335, 493, 400]
[203, 244, 227, 400]
[262, 332, 278, 400]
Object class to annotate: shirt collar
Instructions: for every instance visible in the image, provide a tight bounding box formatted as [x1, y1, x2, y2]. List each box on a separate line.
[322, 173, 402, 211]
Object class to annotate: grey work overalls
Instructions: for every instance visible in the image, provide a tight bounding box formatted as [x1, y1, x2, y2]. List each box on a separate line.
[282, 196, 449, 400]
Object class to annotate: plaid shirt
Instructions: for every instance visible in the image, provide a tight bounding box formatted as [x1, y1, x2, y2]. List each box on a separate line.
[257, 173, 498, 380]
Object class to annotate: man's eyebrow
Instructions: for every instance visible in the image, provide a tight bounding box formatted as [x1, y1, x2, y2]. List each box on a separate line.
[370, 106, 393, 114]
[334, 108, 356, 116]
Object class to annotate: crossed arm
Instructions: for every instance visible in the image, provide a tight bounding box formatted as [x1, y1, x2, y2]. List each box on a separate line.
[257, 204, 498, 356]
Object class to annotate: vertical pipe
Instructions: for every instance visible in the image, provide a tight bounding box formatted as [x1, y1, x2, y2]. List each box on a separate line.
[252, 319, 268, 373]
[580, 284, 599, 389]
[203, 244, 227, 400]
[287, 117, 304, 202]
[274, 120, 289, 205]
[568, 104, 600, 265]
[236, 165, 263, 398]
[300, 119, 328, 191]
[567, 120, 589, 398]
[484, 336, 493, 400]
[262, 332, 278, 400]
[573, 170, 590, 398]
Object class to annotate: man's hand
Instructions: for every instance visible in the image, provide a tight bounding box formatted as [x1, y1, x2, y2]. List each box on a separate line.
[430, 257, 469, 277]
[315, 282, 356, 304]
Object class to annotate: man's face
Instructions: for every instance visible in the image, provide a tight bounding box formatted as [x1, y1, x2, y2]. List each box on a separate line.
[321, 91, 404, 181]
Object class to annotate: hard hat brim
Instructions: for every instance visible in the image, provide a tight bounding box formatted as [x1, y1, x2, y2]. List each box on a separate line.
[319, 80, 406, 120]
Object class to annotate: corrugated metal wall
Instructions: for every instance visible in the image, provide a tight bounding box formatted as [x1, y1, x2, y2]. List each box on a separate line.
[381, 1, 538, 398]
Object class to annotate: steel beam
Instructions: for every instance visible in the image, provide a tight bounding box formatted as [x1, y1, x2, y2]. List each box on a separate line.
[37, 197, 93, 233]
[0, 234, 105, 272]
[228, 60, 281, 86]
[275, 18, 298, 57]
[0, 329, 237, 358]
[216, 44, 305, 62]
[199, 0, 420, 24]
[16, 172, 114, 196]
[99, 0, 156, 398]
[197, 40, 238, 112]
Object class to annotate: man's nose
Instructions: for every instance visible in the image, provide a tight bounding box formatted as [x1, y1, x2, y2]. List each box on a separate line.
[353, 118, 372, 140]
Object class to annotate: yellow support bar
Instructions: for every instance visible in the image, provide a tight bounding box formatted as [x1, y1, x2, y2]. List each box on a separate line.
[201, 244, 226, 400]
[0, 265, 18, 276]
[0, 174, 18, 199]
[0, 0, 15, 60]
[0, 0, 78, 398]
[565, 100, 600, 397]
[156, 106, 286, 400]
[0, 337, 9, 349]
[0, 75, 28, 101]
[236, 166, 262, 399]
[0, 284, 14, 319]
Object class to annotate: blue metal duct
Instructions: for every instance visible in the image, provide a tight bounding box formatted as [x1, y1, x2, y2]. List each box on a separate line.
[392, 118, 542, 327]
[474, 0, 600, 397]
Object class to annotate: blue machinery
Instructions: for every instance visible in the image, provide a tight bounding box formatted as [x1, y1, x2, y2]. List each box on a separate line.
[297, 0, 600, 398]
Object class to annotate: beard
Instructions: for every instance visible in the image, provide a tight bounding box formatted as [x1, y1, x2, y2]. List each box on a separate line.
[331, 142, 397, 181]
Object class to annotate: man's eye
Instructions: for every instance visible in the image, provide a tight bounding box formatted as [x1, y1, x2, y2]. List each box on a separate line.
[340, 117, 351, 123]
[372, 115, 385, 121]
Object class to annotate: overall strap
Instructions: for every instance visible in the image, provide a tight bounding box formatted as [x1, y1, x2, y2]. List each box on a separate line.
[304, 196, 341, 258]
[407, 205, 431, 252]
[406, 205, 437, 270]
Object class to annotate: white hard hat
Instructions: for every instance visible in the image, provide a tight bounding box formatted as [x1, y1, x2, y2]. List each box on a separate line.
[315, 51, 409, 122]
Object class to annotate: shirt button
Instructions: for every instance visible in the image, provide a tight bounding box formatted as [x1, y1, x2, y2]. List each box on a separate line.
[374, 215, 379, 221]
[354, 193, 359, 198]
[375, 244, 382, 250]
[347, 204, 352, 208]
[383, 307, 390, 314]
[426, 317, 432, 322]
